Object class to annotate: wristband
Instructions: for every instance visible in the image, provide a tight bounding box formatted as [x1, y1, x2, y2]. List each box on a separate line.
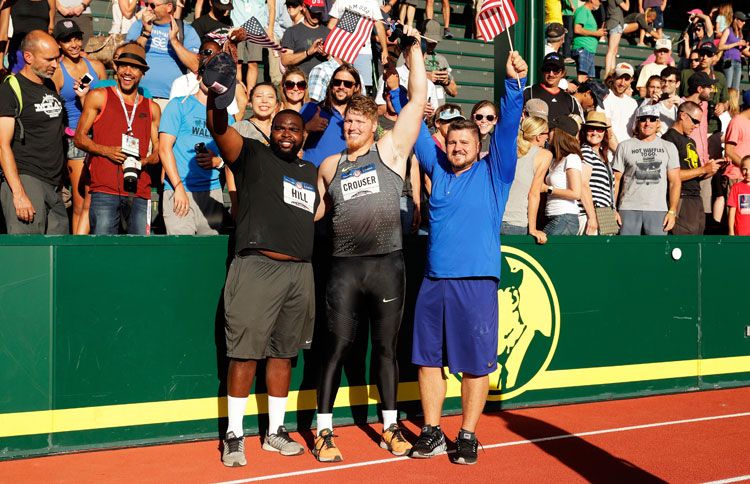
[216, 159, 225, 169]
[140, 30, 151, 38]
[667, 210, 676, 215]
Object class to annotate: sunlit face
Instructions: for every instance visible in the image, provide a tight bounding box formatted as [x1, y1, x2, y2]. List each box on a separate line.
[655, 49, 670, 65]
[542, 67, 563, 87]
[661, 74, 678, 95]
[613, 75, 632, 96]
[270, 113, 305, 159]
[114, 61, 145, 93]
[251, 85, 278, 120]
[584, 126, 606, 147]
[637, 116, 659, 138]
[741, 160, 750, 182]
[343, 110, 376, 151]
[680, 110, 700, 136]
[331, 72, 358, 105]
[25, 40, 60, 79]
[446, 128, 481, 172]
[472, 106, 498, 136]
[646, 79, 662, 99]
[283, 73, 306, 104]
[58, 35, 83, 59]
[146, 0, 172, 21]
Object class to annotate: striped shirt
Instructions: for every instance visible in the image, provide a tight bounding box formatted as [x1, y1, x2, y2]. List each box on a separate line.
[579, 144, 615, 213]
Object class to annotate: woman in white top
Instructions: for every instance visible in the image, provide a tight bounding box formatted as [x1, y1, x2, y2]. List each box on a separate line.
[542, 116, 582, 235]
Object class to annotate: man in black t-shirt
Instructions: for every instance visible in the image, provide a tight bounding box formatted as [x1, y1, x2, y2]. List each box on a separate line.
[191, 0, 233, 44]
[280, 0, 330, 76]
[662, 101, 721, 235]
[205, 52, 320, 468]
[522, 52, 582, 121]
[0, 30, 67, 234]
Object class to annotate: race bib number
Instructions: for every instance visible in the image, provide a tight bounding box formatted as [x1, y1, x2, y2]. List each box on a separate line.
[340, 164, 380, 201]
[283, 176, 315, 213]
[740, 193, 750, 215]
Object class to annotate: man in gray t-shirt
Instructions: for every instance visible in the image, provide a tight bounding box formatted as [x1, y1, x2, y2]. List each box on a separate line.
[613, 104, 681, 235]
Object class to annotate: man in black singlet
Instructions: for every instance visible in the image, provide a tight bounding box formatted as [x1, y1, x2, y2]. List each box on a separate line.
[205, 52, 319, 468]
[311, 25, 426, 463]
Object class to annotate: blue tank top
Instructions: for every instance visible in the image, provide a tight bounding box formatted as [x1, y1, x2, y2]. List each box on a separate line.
[60, 58, 100, 129]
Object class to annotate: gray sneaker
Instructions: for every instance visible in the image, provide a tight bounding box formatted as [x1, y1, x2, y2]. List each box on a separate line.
[262, 425, 305, 456]
[222, 431, 247, 467]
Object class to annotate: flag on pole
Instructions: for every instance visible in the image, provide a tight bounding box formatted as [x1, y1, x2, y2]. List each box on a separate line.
[476, 0, 519, 41]
[323, 9, 375, 65]
[237, 17, 284, 51]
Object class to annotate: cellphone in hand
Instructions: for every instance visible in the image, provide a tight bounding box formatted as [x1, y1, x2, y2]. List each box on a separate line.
[77, 73, 94, 91]
[195, 142, 208, 154]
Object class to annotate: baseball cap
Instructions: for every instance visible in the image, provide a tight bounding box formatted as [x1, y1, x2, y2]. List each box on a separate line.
[422, 19, 442, 44]
[53, 19, 83, 40]
[636, 103, 659, 118]
[614, 62, 634, 78]
[114, 43, 149, 71]
[735, 11, 747, 21]
[654, 38, 672, 52]
[202, 52, 237, 110]
[688, 71, 717, 91]
[303, 0, 326, 12]
[437, 107, 464, 122]
[211, 0, 232, 10]
[579, 80, 608, 109]
[549, 115, 579, 137]
[524, 98, 549, 121]
[545, 23, 566, 41]
[686, 8, 703, 16]
[541, 52, 565, 72]
[698, 40, 718, 56]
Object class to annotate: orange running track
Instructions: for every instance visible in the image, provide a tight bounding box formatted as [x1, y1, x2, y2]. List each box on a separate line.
[2, 387, 749, 483]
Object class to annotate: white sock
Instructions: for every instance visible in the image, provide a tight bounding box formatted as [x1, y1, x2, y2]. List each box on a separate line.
[267, 395, 288, 434]
[316, 413, 333, 435]
[227, 395, 248, 438]
[382, 410, 398, 431]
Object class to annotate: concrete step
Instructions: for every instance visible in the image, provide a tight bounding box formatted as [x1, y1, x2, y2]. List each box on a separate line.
[436, 38, 492, 56]
[435, 50, 493, 69]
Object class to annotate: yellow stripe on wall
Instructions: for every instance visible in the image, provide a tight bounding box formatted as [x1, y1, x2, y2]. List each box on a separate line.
[1, 356, 748, 438]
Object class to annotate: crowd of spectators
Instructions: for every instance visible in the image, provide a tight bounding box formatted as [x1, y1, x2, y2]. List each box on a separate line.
[1, 0, 749, 236]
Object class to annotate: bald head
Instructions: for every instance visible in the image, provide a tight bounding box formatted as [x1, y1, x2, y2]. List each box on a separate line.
[21, 31, 61, 79]
[679, 101, 702, 119]
[21, 30, 57, 55]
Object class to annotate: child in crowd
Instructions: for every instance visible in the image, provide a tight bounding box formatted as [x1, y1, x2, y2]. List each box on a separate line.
[728, 156, 750, 236]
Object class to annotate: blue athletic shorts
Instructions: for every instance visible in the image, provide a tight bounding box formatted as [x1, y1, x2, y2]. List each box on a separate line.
[412, 277, 499, 376]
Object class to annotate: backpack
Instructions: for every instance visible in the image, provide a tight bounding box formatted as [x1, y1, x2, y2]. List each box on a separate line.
[2, 74, 25, 142]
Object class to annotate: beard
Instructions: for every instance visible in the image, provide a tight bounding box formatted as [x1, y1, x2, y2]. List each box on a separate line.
[32, 65, 53, 79]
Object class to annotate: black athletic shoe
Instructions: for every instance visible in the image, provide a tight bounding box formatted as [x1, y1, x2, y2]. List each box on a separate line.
[410, 425, 447, 458]
[452, 430, 479, 465]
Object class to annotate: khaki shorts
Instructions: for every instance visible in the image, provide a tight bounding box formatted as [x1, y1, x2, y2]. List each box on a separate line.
[163, 188, 224, 235]
[237, 40, 263, 63]
[224, 254, 315, 359]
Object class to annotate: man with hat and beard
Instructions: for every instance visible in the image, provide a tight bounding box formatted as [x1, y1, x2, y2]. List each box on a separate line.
[280, 0, 330, 76]
[74, 42, 161, 234]
[523, 52, 583, 121]
[679, 40, 729, 135]
[205, 52, 319, 467]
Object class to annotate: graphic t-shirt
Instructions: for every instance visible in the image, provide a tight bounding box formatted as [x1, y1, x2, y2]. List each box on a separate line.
[280, 23, 331, 76]
[572, 6, 598, 54]
[0, 74, 65, 186]
[728, 181, 750, 236]
[612, 137, 680, 211]
[126, 21, 201, 98]
[159, 95, 233, 192]
[662, 128, 701, 198]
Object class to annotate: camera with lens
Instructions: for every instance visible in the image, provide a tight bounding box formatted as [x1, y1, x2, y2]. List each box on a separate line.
[123, 156, 141, 193]
[388, 23, 417, 50]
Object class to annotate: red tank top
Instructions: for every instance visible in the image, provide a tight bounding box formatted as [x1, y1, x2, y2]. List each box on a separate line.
[89, 87, 154, 200]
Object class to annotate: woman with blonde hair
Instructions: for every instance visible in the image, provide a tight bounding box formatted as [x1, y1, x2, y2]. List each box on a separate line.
[715, 3, 733, 38]
[718, 12, 749, 91]
[542, 116, 583, 235]
[280, 67, 308, 112]
[502, 116, 552, 244]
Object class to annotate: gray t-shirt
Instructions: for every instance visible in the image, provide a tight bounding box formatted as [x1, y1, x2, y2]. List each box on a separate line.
[605, 0, 626, 29]
[613, 137, 680, 212]
[280, 23, 331, 76]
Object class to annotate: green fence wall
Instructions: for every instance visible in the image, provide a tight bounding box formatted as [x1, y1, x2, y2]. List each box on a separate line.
[1, 236, 749, 460]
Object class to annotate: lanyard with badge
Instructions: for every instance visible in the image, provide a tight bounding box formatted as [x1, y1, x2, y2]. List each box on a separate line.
[115, 86, 141, 157]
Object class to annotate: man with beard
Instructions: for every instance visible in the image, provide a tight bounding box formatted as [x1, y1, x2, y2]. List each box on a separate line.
[205, 52, 319, 467]
[0, 30, 67, 234]
[75, 42, 161, 234]
[603, 62, 638, 144]
[683, 72, 715, 167]
[391, 51, 528, 465]
[311, 25, 426, 463]
[280, 0, 330, 76]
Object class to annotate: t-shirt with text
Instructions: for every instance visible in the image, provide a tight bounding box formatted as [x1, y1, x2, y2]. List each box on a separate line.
[612, 137, 680, 211]
[728, 181, 750, 235]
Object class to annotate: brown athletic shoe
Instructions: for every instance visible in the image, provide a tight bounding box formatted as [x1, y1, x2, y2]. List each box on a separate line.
[380, 423, 412, 456]
[312, 428, 343, 462]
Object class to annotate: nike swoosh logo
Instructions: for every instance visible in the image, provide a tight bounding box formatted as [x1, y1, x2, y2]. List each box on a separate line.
[382, 297, 399, 303]
[305, 340, 313, 344]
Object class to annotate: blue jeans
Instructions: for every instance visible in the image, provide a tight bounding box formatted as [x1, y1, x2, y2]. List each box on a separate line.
[543, 213, 579, 235]
[90, 192, 149, 235]
[500, 222, 527, 235]
[724, 59, 743, 91]
[574, 48, 595, 77]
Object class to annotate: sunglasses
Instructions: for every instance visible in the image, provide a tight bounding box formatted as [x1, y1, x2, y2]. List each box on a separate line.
[638, 116, 659, 123]
[473, 114, 496, 122]
[690, 58, 700, 62]
[146, 2, 164, 8]
[542, 68, 563, 74]
[586, 126, 606, 133]
[332, 78, 355, 88]
[284, 80, 307, 90]
[684, 113, 701, 125]
[199, 48, 215, 56]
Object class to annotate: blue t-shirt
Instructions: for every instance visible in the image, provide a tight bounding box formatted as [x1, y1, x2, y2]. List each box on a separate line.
[300, 102, 345, 167]
[392, 78, 526, 279]
[159, 95, 232, 192]
[125, 21, 200, 99]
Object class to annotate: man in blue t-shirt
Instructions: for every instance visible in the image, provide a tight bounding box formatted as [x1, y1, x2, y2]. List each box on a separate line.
[126, 0, 200, 106]
[158, 61, 234, 234]
[391, 52, 528, 465]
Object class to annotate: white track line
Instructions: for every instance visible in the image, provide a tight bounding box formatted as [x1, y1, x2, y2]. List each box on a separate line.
[213, 411, 750, 484]
[703, 476, 750, 484]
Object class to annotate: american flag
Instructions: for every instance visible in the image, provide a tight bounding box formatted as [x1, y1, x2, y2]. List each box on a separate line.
[477, 0, 519, 41]
[323, 9, 375, 65]
[238, 17, 284, 51]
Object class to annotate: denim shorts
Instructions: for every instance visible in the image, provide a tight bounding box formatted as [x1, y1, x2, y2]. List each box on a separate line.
[543, 213, 580, 235]
[574, 48, 596, 77]
[608, 23, 624, 35]
[66, 136, 87, 161]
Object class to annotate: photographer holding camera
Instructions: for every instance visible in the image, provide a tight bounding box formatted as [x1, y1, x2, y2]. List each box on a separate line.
[75, 42, 161, 235]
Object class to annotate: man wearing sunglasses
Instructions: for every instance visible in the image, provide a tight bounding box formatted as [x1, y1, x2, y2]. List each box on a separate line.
[679, 41, 729, 134]
[662, 101, 722, 235]
[311, 24, 426, 463]
[612, 103, 681, 235]
[280, 0, 330, 76]
[522, 52, 582, 122]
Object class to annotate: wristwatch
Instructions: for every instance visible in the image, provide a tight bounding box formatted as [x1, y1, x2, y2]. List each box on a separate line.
[216, 159, 226, 169]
